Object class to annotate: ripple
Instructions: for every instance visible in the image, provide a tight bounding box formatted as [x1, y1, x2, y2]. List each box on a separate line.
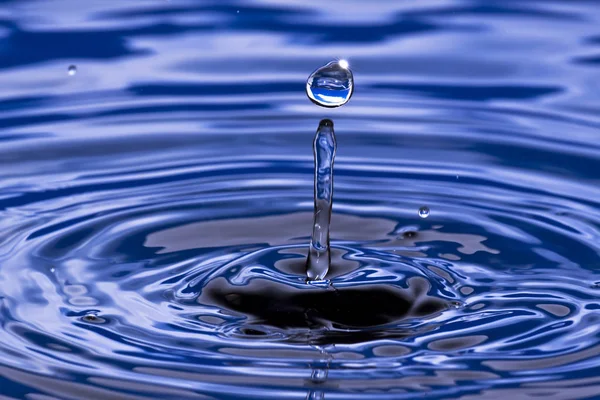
[0, 148, 598, 396]
[1, 0, 600, 398]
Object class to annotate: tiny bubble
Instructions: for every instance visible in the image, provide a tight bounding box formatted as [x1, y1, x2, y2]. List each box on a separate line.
[418, 206, 430, 219]
[50, 267, 55, 273]
[68, 65, 77, 76]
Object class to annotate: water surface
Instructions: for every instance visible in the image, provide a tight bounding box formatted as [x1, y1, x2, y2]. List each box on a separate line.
[0, 0, 600, 399]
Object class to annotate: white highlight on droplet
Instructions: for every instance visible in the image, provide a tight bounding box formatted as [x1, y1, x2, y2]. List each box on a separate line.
[338, 59, 349, 69]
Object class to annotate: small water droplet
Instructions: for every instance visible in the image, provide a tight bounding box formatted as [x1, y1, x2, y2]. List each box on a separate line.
[82, 313, 106, 324]
[306, 60, 353, 108]
[418, 206, 430, 219]
[236, 10, 239, 13]
[68, 65, 77, 76]
[50, 267, 55, 273]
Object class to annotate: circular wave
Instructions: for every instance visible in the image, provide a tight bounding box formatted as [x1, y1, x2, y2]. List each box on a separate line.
[1, 0, 600, 398]
[1, 142, 599, 398]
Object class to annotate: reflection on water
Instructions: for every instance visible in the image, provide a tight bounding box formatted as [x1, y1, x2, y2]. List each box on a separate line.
[0, 0, 599, 399]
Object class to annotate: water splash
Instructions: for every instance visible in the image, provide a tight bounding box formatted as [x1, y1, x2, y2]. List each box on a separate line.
[2, 2, 600, 398]
[306, 119, 336, 281]
[306, 60, 354, 108]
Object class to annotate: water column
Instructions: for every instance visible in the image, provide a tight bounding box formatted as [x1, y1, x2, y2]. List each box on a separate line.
[306, 119, 337, 281]
[304, 60, 353, 282]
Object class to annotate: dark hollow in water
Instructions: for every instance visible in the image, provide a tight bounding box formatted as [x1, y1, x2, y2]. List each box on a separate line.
[199, 276, 450, 343]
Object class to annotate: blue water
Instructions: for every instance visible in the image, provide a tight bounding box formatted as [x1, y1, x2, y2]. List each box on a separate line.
[1, 1, 600, 399]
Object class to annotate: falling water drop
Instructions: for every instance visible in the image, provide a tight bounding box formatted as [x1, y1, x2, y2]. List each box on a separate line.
[419, 206, 430, 219]
[306, 119, 336, 281]
[68, 65, 77, 76]
[306, 60, 354, 108]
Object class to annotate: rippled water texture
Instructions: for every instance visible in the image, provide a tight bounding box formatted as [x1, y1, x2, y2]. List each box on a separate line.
[1, 1, 600, 399]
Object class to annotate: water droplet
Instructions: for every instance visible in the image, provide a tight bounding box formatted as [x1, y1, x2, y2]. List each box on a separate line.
[50, 267, 55, 273]
[68, 65, 77, 76]
[418, 206, 430, 219]
[306, 60, 353, 108]
[82, 313, 106, 324]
